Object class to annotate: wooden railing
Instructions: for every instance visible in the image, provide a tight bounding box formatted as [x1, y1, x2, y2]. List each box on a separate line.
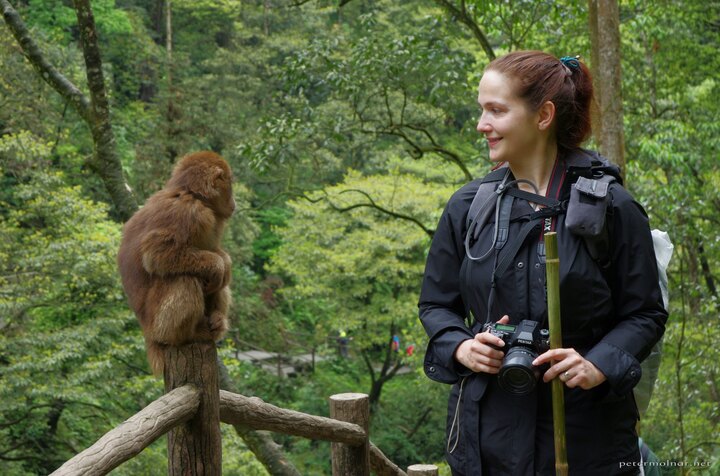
[49, 342, 438, 476]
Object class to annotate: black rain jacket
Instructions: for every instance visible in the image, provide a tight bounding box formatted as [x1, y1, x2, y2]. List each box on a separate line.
[418, 149, 667, 476]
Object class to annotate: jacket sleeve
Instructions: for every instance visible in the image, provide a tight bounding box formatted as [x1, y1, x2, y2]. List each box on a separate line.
[584, 185, 668, 395]
[419, 189, 475, 384]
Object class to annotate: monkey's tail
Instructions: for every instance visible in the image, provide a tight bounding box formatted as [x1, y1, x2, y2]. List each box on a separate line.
[145, 338, 167, 376]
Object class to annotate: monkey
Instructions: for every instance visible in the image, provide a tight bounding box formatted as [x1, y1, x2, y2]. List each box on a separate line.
[117, 151, 235, 374]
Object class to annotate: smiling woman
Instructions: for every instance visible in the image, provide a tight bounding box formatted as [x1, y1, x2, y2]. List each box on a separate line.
[476, 69, 549, 168]
[418, 51, 667, 476]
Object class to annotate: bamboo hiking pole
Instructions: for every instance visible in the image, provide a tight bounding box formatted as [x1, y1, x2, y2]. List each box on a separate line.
[544, 232, 568, 476]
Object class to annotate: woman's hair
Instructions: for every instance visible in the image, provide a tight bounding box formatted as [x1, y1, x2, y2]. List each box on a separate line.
[485, 50, 594, 151]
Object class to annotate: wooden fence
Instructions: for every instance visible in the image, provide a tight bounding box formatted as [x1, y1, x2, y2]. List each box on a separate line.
[49, 341, 438, 476]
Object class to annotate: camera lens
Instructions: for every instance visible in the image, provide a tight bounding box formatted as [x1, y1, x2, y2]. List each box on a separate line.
[498, 347, 540, 395]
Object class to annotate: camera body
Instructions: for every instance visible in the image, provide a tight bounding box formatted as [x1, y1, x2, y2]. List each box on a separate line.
[483, 319, 550, 395]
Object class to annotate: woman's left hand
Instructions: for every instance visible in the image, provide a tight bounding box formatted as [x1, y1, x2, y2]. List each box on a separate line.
[533, 348, 607, 390]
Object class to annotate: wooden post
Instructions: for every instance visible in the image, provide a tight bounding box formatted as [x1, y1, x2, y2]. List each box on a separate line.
[329, 393, 370, 476]
[545, 232, 568, 476]
[407, 464, 438, 476]
[165, 342, 222, 476]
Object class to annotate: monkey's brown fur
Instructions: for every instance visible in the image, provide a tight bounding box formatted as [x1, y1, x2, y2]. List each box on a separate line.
[118, 151, 235, 374]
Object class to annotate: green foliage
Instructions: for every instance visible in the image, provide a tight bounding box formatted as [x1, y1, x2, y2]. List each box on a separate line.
[2, 0, 719, 473]
[0, 133, 159, 474]
[251, 206, 293, 273]
[0, 133, 124, 328]
[270, 169, 452, 355]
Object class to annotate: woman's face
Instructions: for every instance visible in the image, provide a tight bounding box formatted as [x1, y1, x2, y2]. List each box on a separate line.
[476, 70, 544, 164]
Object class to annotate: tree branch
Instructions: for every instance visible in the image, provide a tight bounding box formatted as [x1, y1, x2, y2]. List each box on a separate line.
[360, 350, 376, 383]
[323, 188, 435, 237]
[432, 0, 495, 60]
[0, 0, 91, 122]
[72, 0, 138, 221]
[405, 406, 432, 440]
[368, 124, 473, 181]
[2, 0, 138, 221]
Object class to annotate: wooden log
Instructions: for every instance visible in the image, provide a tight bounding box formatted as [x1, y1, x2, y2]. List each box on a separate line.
[406, 465, 439, 476]
[217, 357, 302, 476]
[50, 385, 200, 476]
[219, 390, 366, 446]
[329, 393, 370, 476]
[369, 443, 407, 476]
[165, 342, 222, 476]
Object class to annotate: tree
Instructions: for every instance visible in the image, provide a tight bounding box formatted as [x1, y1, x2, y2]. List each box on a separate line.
[1, 2, 302, 473]
[269, 169, 456, 408]
[1, 0, 138, 220]
[0, 133, 149, 474]
[618, 1, 720, 468]
[588, 0, 625, 174]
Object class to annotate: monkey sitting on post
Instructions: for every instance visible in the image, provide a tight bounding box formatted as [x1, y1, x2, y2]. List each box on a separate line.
[117, 151, 235, 374]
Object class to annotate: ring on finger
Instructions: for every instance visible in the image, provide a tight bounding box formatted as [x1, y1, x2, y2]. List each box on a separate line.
[563, 371, 571, 381]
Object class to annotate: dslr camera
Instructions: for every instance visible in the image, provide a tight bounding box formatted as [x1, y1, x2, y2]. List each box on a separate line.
[482, 319, 550, 395]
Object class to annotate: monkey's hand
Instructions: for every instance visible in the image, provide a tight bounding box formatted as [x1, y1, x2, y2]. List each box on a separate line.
[208, 310, 229, 341]
[217, 249, 232, 289]
[200, 253, 227, 294]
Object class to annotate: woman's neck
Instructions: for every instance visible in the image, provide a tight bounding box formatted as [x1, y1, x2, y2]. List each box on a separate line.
[508, 142, 558, 196]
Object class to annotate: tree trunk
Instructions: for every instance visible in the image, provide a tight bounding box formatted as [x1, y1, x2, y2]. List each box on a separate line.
[587, 0, 602, 151]
[363, 326, 403, 410]
[164, 342, 222, 476]
[72, 0, 139, 220]
[217, 356, 302, 476]
[39, 399, 66, 475]
[590, 0, 625, 176]
[164, 0, 180, 163]
[1, 0, 139, 220]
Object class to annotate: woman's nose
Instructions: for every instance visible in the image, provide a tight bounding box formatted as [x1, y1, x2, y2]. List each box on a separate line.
[477, 117, 491, 133]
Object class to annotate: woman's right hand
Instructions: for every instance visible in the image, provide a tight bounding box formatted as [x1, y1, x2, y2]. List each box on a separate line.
[453, 315, 510, 374]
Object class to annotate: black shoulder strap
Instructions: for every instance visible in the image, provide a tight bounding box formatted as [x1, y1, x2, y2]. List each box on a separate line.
[465, 167, 509, 231]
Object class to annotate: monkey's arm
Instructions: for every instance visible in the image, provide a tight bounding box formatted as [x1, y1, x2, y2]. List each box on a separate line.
[141, 229, 224, 277]
[139, 210, 227, 294]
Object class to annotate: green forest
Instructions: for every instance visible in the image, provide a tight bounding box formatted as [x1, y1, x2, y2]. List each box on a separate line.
[1, 0, 718, 474]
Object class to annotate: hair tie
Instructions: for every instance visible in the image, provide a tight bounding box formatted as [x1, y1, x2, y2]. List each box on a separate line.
[560, 55, 581, 70]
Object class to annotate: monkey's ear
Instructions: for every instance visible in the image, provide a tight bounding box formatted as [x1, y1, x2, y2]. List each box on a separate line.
[193, 166, 225, 199]
[176, 165, 223, 199]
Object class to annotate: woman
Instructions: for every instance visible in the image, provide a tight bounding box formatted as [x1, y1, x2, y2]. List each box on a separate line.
[419, 51, 667, 475]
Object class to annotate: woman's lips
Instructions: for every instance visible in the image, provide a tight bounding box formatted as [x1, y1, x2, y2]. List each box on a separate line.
[487, 137, 502, 148]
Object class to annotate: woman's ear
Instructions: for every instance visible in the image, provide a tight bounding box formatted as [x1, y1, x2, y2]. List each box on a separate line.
[537, 100, 556, 131]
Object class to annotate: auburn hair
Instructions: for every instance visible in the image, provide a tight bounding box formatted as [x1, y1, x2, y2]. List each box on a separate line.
[485, 50, 594, 151]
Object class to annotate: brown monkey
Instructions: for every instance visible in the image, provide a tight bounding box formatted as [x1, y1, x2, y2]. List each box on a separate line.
[117, 151, 235, 374]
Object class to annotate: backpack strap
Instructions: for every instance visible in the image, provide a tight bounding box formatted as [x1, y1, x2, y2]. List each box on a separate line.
[463, 168, 511, 262]
[466, 167, 510, 233]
